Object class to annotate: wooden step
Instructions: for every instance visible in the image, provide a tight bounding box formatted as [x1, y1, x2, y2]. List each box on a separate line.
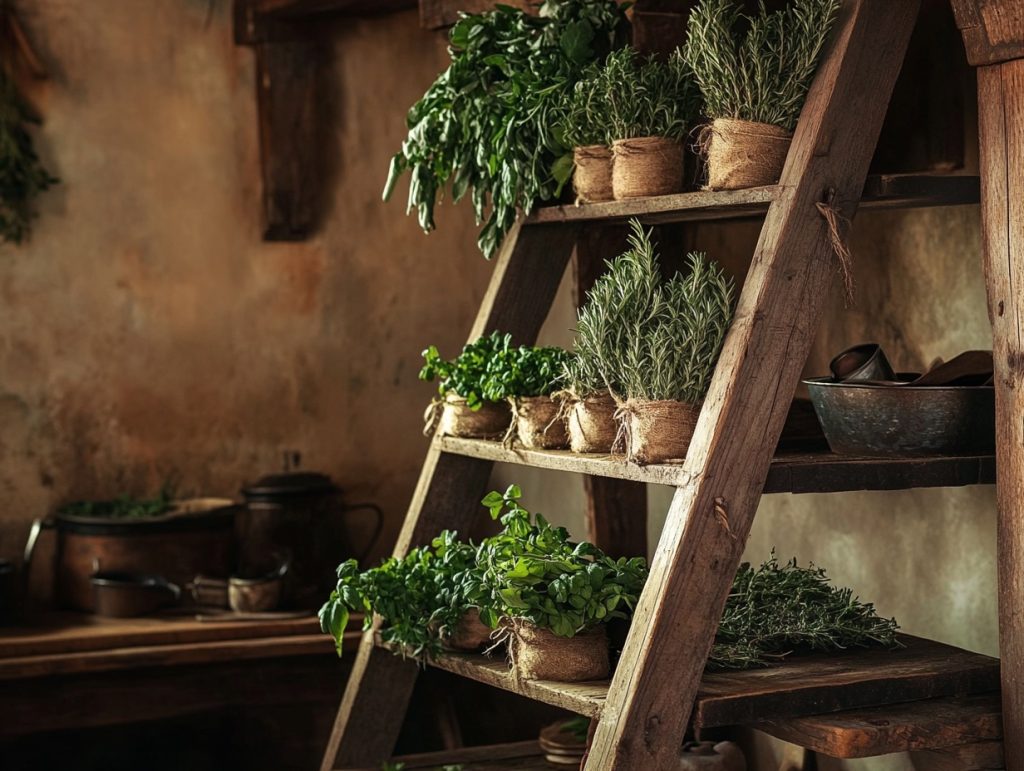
[526, 173, 979, 226]
[757, 693, 1002, 759]
[437, 437, 995, 493]
[338, 740, 548, 771]
[380, 636, 998, 731]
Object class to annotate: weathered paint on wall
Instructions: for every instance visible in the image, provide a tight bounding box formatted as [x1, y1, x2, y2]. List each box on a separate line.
[0, 2, 490, 572]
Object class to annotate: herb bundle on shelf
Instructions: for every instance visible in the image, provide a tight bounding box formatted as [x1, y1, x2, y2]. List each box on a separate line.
[682, 0, 840, 189]
[384, 0, 628, 259]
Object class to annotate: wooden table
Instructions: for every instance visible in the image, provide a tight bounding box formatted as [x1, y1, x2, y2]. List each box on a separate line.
[0, 611, 360, 738]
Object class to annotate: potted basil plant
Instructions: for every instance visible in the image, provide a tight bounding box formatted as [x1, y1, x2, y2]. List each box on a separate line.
[503, 345, 572, 450]
[471, 486, 648, 682]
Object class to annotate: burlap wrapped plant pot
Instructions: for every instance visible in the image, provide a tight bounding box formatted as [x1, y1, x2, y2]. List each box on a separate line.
[512, 396, 569, 450]
[573, 145, 613, 204]
[611, 136, 684, 200]
[511, 622, 609, 682]
[704, 118, 792, 190]
[566, 391, 619, 454]
[434, 393, 511, 439]
[443, 608, 493, 652]
[620, 399, 701, 465]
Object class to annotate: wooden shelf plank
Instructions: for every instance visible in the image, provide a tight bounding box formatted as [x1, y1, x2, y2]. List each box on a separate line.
[526, 174, 979, 227]
[255, 0, 416, 17]
[383, 636, 998, 731]
[437, 437, 995, 493]
[756, 693, 1002, 759]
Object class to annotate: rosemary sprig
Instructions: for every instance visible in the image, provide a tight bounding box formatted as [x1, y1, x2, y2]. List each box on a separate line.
[682, 0, 841, 131]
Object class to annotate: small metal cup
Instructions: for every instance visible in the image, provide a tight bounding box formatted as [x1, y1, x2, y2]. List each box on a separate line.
[829, 343, 896, 383]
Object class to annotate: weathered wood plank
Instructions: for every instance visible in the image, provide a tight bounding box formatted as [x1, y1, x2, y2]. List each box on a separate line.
[585, 2, 921, 767]
[256, 0, 415, 17]
[321, 219, 579, 771]
[437, 436, 995, 492]
[976, 55, 1024, 771]
[527, 174, 978, 227]
[757, 693, 1002, 758]
[952, 0, 1024, 66]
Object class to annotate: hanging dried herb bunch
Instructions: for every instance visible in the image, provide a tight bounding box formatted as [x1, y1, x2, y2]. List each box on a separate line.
[682, 0, 841, 131]
[0, 65, 56, 244]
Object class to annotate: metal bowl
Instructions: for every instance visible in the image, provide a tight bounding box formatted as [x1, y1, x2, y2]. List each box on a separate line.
[804, 377, 995, 457]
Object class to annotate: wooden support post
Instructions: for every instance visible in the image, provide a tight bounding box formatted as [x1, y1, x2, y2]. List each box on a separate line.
[951, 3, 1024, 766]
[585, 2, 919, 767]
[320, 222, 580, 770]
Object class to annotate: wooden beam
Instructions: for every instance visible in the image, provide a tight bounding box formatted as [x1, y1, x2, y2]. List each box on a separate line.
[419, 0, 533, 30]
[584, 1, 920, 767]
[976, 54, 1024, 771]
[320, 222, 580, 771]
[952, 0, 1024, 66]
[911, 741, 1005, 770]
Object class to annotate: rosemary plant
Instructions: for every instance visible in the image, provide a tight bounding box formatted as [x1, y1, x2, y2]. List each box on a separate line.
[0, 67, 57, 244]
[600, 47, 697, 141]
[709, 554, 902, 669]
[558, 63, 609, 148]
[682, 0, 841, 131]
[575, 219, 734, 404]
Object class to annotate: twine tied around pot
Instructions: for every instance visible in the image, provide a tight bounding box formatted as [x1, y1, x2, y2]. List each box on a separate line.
[497, 618, 610, 682]
[558, 389, 620, 454]
[696, 118, 792, 191]
[504, 396, 569, 450]
[611, 137, 684, 200]
[572, 145, 614, 204]
[815, 187, 855, 305]
[614, 398, 701, 466]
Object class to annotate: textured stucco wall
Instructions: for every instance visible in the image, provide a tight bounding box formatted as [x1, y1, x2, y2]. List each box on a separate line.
[0, 2, 490, 570]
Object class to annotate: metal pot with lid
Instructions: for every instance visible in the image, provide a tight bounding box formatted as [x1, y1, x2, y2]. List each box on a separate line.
[239, 471, 382, 609]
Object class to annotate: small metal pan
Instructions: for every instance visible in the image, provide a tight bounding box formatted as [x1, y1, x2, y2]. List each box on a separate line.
[91, 571, 181, 617]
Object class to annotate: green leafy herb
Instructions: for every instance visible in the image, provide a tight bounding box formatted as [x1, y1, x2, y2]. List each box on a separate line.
[710, 553, 902, 669]
[0, 67, 57, 244]
[420, 332, 570, 407]
[58, 486, 176, 519]
[573, 219, 735, 404]
[682, 0, 841, 131]
[319, 530, 480, 658]
[470, 485, 648, 638]
[383, 0, 628, 258]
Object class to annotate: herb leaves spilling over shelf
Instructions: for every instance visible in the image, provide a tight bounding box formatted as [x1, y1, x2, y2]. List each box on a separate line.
[0, 67, 57, 245]
[383, 0, 628, 259]
[420, 331, 570, 408]
[471, 485, 648, 638]
[682, 0, 841, 131]
[710, 553, 902, 669]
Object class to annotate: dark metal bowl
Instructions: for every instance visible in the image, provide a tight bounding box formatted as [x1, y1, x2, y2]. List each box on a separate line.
[804, 377, 995, 457]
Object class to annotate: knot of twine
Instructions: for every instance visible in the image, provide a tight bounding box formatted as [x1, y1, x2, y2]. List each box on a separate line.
[611, 393, 634, 458]
[815, 188, 855, 305]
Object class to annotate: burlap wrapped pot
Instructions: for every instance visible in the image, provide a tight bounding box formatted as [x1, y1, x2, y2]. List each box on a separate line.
[611, 136, 684, 199]
[443, 608, 494, 652]
[433, 393, 511, 439]
[704, 118, 793, 190]
[573, 145, 613, 203]
[512, 396, 569, 450]
[619, 398, 701, 465]
[566, 391, 619, 454]
[510, 622, 609, 682]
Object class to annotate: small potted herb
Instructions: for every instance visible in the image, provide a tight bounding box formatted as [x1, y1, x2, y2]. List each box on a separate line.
[319, 530, 489, 657]
[504, 345, 572, 450]
[600, 48, 697, 200]
[471, 486, 648, 682]
[584, 221, 734, 464]
[682, 0, 840, 190]
[420, 332, 514, 439]
[560, 63, 613, 204]
[560, 351, 619, 455]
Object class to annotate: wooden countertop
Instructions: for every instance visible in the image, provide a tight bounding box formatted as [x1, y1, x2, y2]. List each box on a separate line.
[0, 610, 361, 680]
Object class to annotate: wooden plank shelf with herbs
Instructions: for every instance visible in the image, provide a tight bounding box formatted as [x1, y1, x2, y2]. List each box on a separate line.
[317, 0, 1017, 769]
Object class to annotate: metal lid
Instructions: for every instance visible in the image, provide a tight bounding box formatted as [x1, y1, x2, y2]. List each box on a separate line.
[242, 471, 339, 501]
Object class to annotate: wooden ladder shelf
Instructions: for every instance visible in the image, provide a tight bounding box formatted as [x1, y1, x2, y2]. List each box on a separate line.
[321, 1, 1006, 768]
